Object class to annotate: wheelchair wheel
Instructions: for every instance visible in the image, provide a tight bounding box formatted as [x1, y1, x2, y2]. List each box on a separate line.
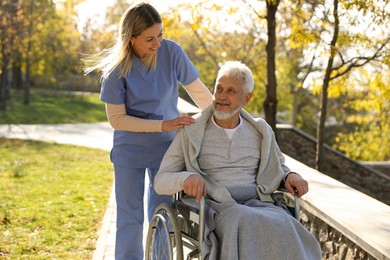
[145, 203, 184, 260]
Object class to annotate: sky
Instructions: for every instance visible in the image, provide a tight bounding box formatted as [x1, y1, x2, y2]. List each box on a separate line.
[76, 0, 184, 17]
[76, 0, 261, 32]
[76, 0, 199, 30]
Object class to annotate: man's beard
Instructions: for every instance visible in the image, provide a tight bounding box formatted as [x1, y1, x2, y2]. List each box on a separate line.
[213, 100, 242, 120]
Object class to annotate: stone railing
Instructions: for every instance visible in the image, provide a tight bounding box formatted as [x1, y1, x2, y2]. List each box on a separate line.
[276, 124, 390, 205]
[360, 161, 390, 177]
[285, 156, 390, 260]
[300, 206, 376, 259]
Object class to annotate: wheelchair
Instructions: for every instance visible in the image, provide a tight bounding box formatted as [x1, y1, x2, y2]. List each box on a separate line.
[145, 190, 300, 260]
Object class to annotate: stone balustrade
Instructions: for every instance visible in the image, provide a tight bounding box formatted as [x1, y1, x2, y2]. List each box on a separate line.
[285, 156, 390, 260]
[276, 124, 390, 206]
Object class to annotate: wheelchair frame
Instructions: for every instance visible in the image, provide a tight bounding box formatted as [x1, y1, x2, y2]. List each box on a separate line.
[145, 191, 299, 260]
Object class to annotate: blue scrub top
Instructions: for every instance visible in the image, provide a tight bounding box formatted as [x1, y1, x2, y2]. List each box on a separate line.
[101, 39, 199, 168]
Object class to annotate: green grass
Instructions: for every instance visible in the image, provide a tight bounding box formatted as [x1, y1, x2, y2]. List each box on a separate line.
[0, 138, 113, 259]
[0, 90, 113, 258]
[0, 90, 107, 124]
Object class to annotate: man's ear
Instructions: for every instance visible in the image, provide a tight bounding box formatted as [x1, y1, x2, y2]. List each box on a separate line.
[243, 92, 252, 106]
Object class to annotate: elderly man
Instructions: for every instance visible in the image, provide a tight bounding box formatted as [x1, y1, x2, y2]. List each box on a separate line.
[155, 61, 321, 259]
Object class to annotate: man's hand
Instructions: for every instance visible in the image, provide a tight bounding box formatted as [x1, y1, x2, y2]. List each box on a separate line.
[285, 172, 308, 197]
[183, 174, 207, 202]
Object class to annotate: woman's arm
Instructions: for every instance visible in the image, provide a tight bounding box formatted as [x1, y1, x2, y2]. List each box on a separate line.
[105, 103, 163, 132]
[184, 78, 214, 110]
[106, 103, 196, 132]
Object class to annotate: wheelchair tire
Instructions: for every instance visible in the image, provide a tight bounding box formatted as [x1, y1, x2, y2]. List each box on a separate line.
[145, 203, 184, 260]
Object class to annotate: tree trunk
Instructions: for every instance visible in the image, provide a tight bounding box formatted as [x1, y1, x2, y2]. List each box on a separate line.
[263, 0, 280, 133]
[24, 1, 35, 105]
[12, 54, 23, 90]
[0, 35, 9, 111]
[291, 87, 299, 126]
[316, 0, 339, 171]
[0, 60, 9, 110]
[24, 59, 31, 105]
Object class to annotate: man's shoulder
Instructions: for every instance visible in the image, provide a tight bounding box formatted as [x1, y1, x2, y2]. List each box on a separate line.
[241, 110, 266, 123]
[241, 110, 272, 131]
[182, 106, 212, 135]
[192, 105, 213, 122]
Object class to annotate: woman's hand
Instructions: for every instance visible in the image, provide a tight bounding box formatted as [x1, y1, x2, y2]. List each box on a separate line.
[162, 116, 195, 131]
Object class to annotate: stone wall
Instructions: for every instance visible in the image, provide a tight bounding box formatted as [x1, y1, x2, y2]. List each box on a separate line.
[276, 124, 390, 206]
[300, 207, 376, 260]
[360, 162, 390, 177]
[284, 194, 379, 260]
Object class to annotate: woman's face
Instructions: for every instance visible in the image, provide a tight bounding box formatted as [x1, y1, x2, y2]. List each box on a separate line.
[131, 23, 163, 58]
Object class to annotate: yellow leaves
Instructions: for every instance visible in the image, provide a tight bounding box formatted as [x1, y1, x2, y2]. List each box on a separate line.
[328, 80, 347, 98]
[311, 80, 323, 95]
[332, 68, 390, 161]
[191, 21, 200, 31]
[288, 17, 318, 48]
[347, 70, 390, 114]
[334, 121, 390, 161]
[295, 82, 303, 90]
[348, 133, 354, 142]
[211, 3, 223, 12]
[227, 6, 239, 16]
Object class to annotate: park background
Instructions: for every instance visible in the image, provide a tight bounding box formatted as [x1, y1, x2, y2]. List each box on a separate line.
[1, 0, 389, 163]
[0, 0, 389, 258]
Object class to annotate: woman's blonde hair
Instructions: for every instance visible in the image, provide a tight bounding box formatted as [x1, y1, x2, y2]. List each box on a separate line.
[84, 2, 162, 79]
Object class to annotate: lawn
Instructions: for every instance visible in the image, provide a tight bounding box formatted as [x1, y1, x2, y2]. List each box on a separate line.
[0, 139, 113, 259]
[0, 89, 107, 124]
[0, 89, 113, 259]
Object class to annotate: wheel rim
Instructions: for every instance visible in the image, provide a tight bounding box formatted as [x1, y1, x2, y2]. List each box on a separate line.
[145, 203, 184, 260]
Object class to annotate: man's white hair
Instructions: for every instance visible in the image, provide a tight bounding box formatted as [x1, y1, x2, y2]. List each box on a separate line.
[216, 61, 254, 93]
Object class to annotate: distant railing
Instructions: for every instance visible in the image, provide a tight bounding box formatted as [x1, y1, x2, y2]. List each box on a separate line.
[276, 124, 390, 206]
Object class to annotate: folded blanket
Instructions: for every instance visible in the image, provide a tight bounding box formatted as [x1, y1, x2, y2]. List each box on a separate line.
[183, 185, 322, 260]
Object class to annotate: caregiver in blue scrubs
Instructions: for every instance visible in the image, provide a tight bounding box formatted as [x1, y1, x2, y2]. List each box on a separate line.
[85, 2, 213, 259]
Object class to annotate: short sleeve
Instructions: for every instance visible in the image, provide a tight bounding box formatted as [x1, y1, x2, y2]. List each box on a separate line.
[171, 42, 199, 86]
[100, 69, 126, 104]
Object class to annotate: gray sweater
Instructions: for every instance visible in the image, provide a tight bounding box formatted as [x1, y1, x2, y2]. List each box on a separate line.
[197, 117, 261, 188]
[155, 105, 290, 203]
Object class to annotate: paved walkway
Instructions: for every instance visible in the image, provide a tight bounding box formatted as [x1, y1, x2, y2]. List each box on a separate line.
[0, 123, 130, 259]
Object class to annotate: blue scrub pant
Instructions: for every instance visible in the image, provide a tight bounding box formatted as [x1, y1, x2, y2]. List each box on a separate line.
[114, 165, 172, 260]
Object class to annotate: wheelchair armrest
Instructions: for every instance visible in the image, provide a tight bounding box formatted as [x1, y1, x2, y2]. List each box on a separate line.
[277, 188, 300, 222]
[198, 196, 205, 250]
[293, 194, 300, 222]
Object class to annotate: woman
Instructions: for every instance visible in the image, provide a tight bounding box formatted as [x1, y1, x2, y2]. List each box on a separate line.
[85, 2, 213, 259]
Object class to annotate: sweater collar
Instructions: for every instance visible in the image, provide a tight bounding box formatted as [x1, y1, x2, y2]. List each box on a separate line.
[184, 105, 261, 149]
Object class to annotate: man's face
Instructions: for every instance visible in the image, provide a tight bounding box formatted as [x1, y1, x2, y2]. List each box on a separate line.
[213, 75, 251, 120]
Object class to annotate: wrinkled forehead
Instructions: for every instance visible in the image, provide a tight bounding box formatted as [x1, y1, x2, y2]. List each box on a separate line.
[214, 75, 245, 90]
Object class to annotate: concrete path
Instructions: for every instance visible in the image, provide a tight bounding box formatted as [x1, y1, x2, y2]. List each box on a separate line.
[0, 123, 114, 151]
[0, 123, 131, 259]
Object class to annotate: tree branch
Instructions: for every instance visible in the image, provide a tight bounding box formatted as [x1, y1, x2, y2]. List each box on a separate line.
[330, 37, 390, 80]
[241, 0, 266, 19]
[193, 29, 220, 69]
